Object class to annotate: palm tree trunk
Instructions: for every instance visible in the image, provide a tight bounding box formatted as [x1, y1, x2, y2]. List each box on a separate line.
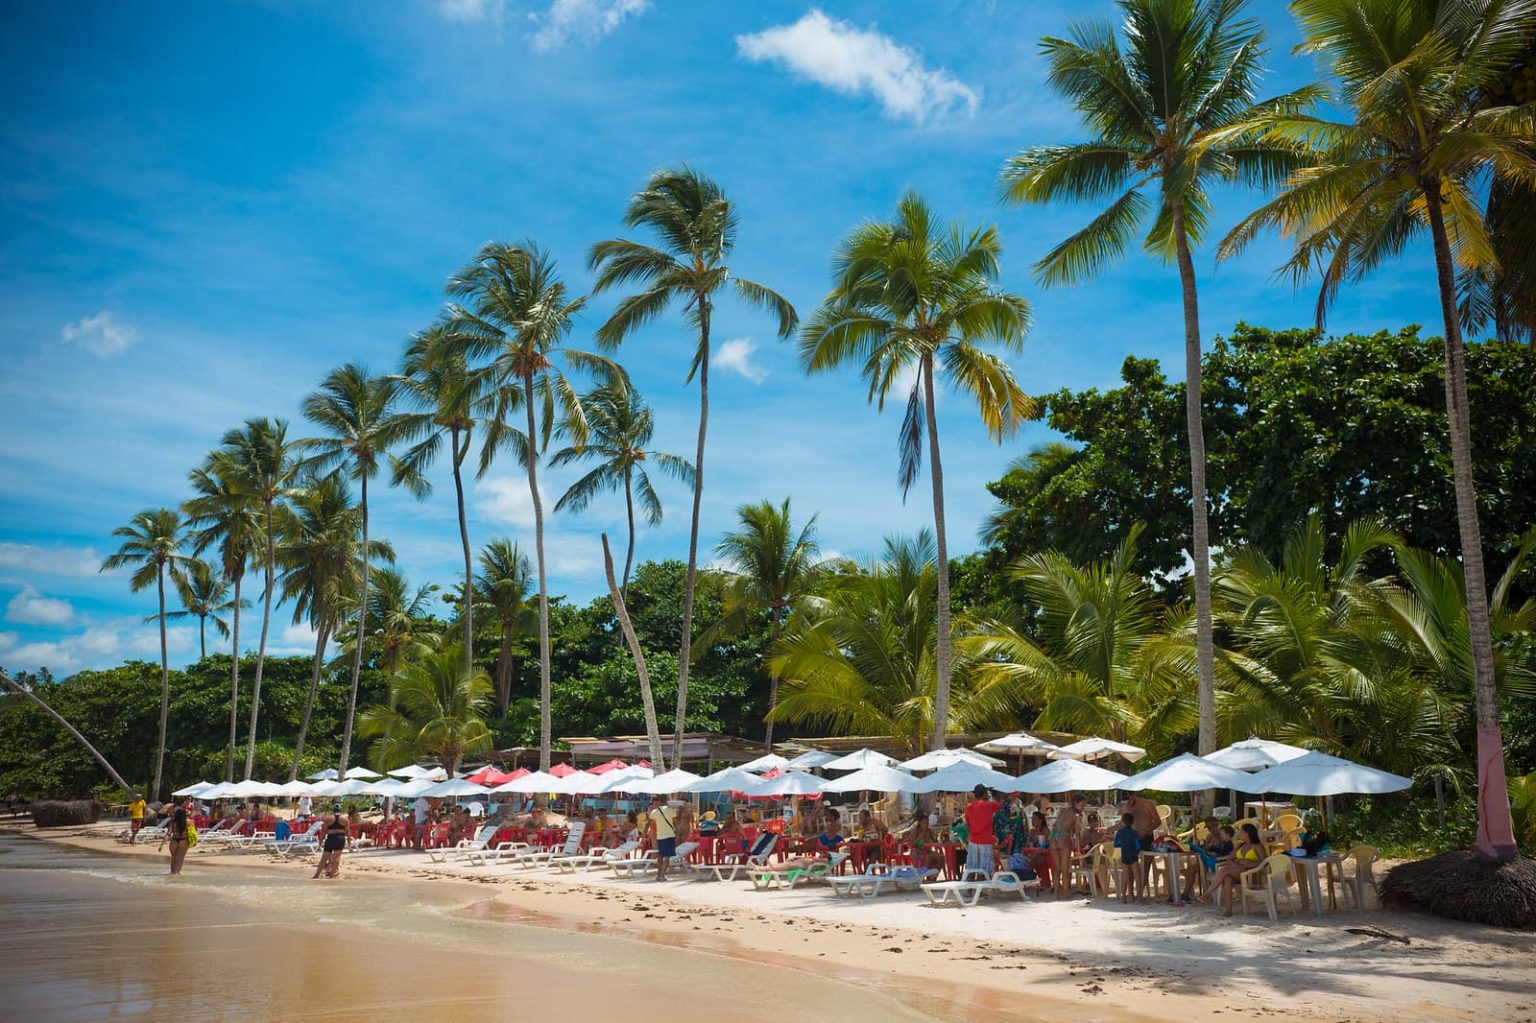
[622, 468, 637, 602]
[226, 573, 241, 783]
[452, 429, 474, 676]
[198, 615, 207, 661]
[675, 300, 710, 766]
[922, 355, 952, 754]
[524, 374, 552, 772]
[338, 474, 371, 774]
[1173, 205, 1218, 760]
[604, 534, 664, 771]
[1424, 185, 1518, 860]
[153, 566, 169, 800]
[0, 669, 136, 798]
[764, 604, 782, 751]
[496, 625, 512, 710]
[290, 624, 330, 780]
[245, 501, 276, 779]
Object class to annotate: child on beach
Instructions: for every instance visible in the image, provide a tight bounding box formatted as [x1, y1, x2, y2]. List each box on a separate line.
[1113, 813, 1143, 903]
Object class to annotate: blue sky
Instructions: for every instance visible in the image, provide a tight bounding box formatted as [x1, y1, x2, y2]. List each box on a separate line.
[0, 1, 1445, 675]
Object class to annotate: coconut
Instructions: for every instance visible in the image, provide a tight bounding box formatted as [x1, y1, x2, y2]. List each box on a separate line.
[1381, 851, 1536, 930]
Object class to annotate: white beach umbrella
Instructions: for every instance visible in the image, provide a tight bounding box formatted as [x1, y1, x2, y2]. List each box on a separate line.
[1014, 759, 1128, 793]
[492, 770, 560, 794]
[622, 769, 701, 795]
[226, 779, 269, 797]
[1048, 737, 1147, 763]
[742, 771, 827, 797]
[1117, 753, 1256, 793]
[274, 780, 318, 796]
[359, 778, 404, 796]
[738, 753, 791, 773]
[784, 750, 838, 771]
[325, 779, 374, 796]
[343, 766, 382, 780]
[592, 766, 653, 794]
[819, 765, 918, 794]
[821, 748, 897, 771]
[172, 781, 214, 797]
[1203, 737, 1312, 772]
[306, 768, 340, 781]
[908, 762, 1022, 794]
[199, 782, 237, 799]
[1243, 750, 1411, 797]
[681, 767, 765, 793]
[977, 732, 1060, 755]
[420, 778, 491, 799]
[544, 771, 601, 796]
[390, 778, 438, 798]
[387, 764, 447, 780]
[255, 781, 292, 797]
[900, 747, 1005, 771]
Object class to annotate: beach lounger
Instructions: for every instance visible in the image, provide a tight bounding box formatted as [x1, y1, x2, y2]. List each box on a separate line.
[552, 840, 642, 873]
[700, 834, 777, 881]
[427, 824, 498, 864]
[608, 841, 700, 880]
[748, 851, 848, 890]
[514, 822, 587, 868]
[473, 840, 532, 866]
[921, 870, 1036, 907]
[263, 821, 324, 857]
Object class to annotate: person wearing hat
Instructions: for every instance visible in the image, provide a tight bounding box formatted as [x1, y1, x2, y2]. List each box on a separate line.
[314, 801, 349, 879]
[698, 811, 721, 835]
[646, 796, 678, 881]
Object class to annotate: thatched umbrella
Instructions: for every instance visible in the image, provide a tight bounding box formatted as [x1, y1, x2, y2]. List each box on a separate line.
[1382, 852, 1536, 929]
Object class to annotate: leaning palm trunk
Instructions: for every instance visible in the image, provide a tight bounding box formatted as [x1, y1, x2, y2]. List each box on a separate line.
[763, 605, 782, 750]
[674, 309, 709, 765]
[290, 625, 330, 780]
[225, 575, 241, 782]
[921, 355, 952, 753]
[524, 375, 553, 772]
[604, 534, 664, 771]
[1425, 186, 1518, 860]
[0, 669, 136, 798]
[153, 567, 169, 800]
[337, 477, 371, 774]
[622, 469, 637, 601]
[453, 429, 474, 674]
[1174, 206, 1218, 759]
[244, 502, 276, 780]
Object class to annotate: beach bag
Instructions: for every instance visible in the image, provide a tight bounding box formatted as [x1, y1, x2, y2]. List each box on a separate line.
[1007, 852, 1037, 880]
[1300, 830, 1329, 856]
[185, 824, 199, 847]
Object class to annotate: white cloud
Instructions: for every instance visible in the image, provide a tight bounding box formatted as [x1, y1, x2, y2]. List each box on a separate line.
[737, 10, 979, 125]
[532, 0, 648, 52]
[437, 0, 505, 21]
[0, 542, 102, 578]
[714, 337, 769, 384]
[737, 9, 976, 124]
[60, 311, 139, 357]
[475, 476, 538, 528]
[0, 621, 193, 674]
[5, 585, 74, 626]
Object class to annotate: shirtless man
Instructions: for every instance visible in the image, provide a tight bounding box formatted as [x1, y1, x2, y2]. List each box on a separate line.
[1122, 793, 1161, 893]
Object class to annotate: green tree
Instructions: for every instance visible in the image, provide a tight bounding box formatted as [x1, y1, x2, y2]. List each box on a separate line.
[100, 507, 193, 799]
[158, 559, 244, 661]
[1000, 0, 1314, 763]
[550, 383, 695, 599]
[299, 363, 421, 775]
[443, 242, 618, 771]
[800, 190, 1032, 754]
[589, 167, 797, 764]
[1222, 0, 1536, 859]
[357, 645, 493, 775]
[349, 567, 439, 680]
[473, 539, 537, 711]
[705, 498, 826, 748]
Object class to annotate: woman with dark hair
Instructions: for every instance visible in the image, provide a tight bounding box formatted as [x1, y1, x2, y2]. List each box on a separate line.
[313, 802, 348, 879]
[1199, 822, 1264, 916]
[159, 800, 191, 875]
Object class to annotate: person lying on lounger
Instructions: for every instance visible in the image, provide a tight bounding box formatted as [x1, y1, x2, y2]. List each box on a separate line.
[756, 851, 833, 873]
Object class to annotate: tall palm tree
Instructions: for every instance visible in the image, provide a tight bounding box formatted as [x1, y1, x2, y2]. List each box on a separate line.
[158, 559, 244, 661]
[395, 327, 486, 675]
[221, 417, 296, 780]
[442, 242, 619, 771]
[358, 645, 494, 776]
[1220, 0, 1536, 859]
[473, 538, 537, 711]
[999, 0, 1314, 762]
[550, 383, 695, 599]
[590, 167, 797, 763]
[801, 190, 1032, 754]
[299, 364, 422, 775]
[348, 567, 440, 680]
[101, 508, 192, 799]
[705, 498, 825, 748]
[184, 450, 262, 780]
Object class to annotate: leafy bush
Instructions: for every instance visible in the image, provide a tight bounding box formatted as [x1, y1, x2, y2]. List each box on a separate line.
[31, 799, 102, 828]
[1330, 794, 1480, 858]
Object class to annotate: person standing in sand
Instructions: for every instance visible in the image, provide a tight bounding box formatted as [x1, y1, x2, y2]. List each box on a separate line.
[1122, 792, 1160, 895]
[1050, 793, 1085, 897]
[159, 800, 191, 875]
[646, 796, 677, 882]
[127, 793, 147, 844]
[963, 785, 1002, 877]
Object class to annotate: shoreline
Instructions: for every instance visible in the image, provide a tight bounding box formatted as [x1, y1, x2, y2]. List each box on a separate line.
[8, 821, 1534, 1023]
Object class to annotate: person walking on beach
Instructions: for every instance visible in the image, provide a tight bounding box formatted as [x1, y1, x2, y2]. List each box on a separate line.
[159, 799, 191, 875]
[1113, 813, 1143, 903]
[963, 785, 1002, 877]
[646, 796, 677, 882]
[127, 793, 147, 844]
[1122, 792, 1160, 897]
[1051, 793, 1085, 898]
[314, 802, 348, 879]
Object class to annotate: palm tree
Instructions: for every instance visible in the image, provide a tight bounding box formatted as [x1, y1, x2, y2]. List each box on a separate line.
[800, 190, 1032, 754]
[473, 538, 537, 711]
[550, 383, 695, 599]
[158, 559, 243, 660]
[442, 242, 619, 771]
[590, 167, 797, 763]
[184, 450, 262, 780]
[601, 532, 665, 770]
[1220, 0, 1536, 859]
[349, 567, 440, 680]
[395, 327, 486, 675]
[357, 645, 494, 776]
[999, 0, 1314, 763]
[706, 498, 825, 748]
[299, 364, 422, 775]
[221, 417, 296, 780]
[101, 508, 192, 799]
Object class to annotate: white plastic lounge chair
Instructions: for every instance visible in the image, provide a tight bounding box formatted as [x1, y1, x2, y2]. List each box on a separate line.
[553, 840, 642, 873]
[702, 833, 778, 881]
[827, 871, 898, 898]
[748, 851, 849, 890]
[921, 870, 1035, 907]
[515, 822, 587, 868]
[427, 824, 498, 864]
[474, 840, 532, 866]
[263, 821, 324, 857]
[609, 841, 700, 879]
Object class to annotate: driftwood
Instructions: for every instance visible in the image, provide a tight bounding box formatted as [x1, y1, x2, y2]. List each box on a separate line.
[1344, 926, 1411, 945]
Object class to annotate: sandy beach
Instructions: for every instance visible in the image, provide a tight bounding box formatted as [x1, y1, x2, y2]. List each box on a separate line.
[6, 821, 1533, 1023]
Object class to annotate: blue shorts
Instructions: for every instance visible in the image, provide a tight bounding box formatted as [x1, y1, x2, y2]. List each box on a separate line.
[657, 836, 676, 858]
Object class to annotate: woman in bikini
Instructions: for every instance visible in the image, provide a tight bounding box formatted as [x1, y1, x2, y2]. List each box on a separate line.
[1199, 822, 1264, 916]
[1050, 793, 1085, 897]
[313, 802, 349, 879]
[159, 799, 191, 875]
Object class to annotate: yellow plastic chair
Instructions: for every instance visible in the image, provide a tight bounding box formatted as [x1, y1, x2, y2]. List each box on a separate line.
[1088, 840, 1118, 898]
[1239, 853, 1298, 921]
[1341, 844, 1380, 910]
